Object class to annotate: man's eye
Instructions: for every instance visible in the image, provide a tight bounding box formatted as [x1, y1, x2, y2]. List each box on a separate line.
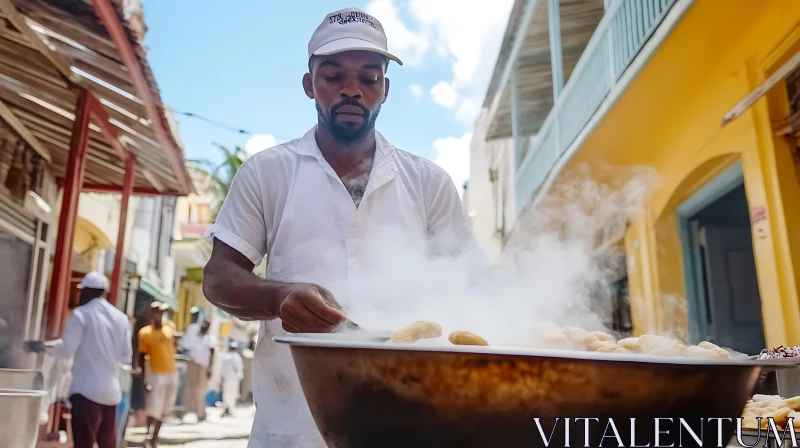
[323, 73, 342, 82]
[360, 76, 377, 85]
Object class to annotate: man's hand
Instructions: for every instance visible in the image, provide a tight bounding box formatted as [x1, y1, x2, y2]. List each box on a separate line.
[278, 283, 347, 333]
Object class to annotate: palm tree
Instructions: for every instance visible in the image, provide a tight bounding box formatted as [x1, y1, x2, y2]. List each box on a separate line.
[189, 143, 247, 218]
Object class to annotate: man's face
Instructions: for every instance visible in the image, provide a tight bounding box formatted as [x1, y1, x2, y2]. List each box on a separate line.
[201, 321, 210, 333]
[151, 309, 164, 324]
[303, 51, 390, 145]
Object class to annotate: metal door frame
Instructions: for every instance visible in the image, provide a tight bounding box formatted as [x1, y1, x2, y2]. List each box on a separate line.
[676, 161, 745, 344]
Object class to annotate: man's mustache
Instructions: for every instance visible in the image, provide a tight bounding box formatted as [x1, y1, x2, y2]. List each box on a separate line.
[330, 100, 369, 116]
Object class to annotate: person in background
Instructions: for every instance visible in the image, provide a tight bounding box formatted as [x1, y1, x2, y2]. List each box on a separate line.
[184, 319, 215, 421]
[220, 341, 244, 417]
[26, 272, 132, 448]
[179, 307, 202, 354]
[136, 302, 178, 448]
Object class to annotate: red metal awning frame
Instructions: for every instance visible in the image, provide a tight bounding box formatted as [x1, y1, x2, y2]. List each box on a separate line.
[91, 0, 192, 196]
[45, 86, 142, 338]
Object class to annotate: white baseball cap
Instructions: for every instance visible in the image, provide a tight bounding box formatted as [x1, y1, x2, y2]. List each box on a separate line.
[77, 271, 109, 291]
[308, 7, 403, 66]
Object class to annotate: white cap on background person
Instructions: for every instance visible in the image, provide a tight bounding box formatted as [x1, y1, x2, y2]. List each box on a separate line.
[77, 271, 109, 291]
[308, 7, 403, 66]
[150, 301, 170, 311]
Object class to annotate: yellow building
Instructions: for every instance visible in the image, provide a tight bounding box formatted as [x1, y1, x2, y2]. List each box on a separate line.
[478, 0, 800, 352]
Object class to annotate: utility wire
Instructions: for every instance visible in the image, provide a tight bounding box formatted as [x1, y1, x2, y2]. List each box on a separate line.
[164, 106, 255, 136]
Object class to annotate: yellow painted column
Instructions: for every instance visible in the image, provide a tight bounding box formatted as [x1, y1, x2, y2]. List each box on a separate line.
[625, 211, 659, 335]
[739, 60, 800, 347]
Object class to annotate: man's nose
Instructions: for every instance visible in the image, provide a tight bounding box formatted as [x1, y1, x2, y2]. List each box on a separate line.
[340, 79, 362, 99]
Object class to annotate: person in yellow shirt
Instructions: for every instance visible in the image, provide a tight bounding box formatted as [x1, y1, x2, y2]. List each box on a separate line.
[136, 302, 178, 448]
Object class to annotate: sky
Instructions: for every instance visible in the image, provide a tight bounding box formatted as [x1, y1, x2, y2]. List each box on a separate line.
[140, 0, 514, 194]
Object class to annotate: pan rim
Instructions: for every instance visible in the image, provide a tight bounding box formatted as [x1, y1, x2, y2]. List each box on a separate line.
[274, 334, 793, 369]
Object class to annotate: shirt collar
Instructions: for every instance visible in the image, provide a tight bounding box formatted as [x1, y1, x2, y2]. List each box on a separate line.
[296, 125, 397, 173]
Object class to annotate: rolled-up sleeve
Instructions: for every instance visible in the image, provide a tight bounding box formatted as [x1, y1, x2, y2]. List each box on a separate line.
[205, 160, 268, 265]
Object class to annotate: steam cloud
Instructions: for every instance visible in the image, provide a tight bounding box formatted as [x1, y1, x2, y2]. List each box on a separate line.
[329, 163, 662, 347]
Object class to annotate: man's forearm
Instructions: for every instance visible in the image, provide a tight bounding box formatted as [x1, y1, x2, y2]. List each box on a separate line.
[203, 257, 294, 321]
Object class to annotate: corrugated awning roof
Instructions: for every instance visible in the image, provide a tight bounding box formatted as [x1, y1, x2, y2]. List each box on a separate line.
[483, 0, 605, 141]
[0, 0, 191, 195]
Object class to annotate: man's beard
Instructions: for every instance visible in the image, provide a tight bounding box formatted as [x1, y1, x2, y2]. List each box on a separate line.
[317, 100, 381, 145]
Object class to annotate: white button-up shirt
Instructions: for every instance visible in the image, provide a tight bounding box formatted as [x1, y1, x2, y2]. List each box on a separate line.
[50, 297, 132, 406]
[206, 126, 477, 447]
[189, 333, 217, 368]
[220, 351, 244, 382]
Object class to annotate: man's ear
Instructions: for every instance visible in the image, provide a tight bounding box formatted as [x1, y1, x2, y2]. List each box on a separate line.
[302, 73, 315, 100]
[382, 77, 390, 104]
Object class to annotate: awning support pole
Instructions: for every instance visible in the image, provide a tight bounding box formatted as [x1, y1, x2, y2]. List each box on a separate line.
[511, 69, 523, 166]
[45, 89, 90, 339]
[108, 154, 136, 306]
[548, 0, 564, 99]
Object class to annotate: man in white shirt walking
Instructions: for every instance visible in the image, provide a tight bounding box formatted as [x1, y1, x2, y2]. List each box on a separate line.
[220, 341, 244, 417]
[27, 272, 132, 448]
[179, 307, 201, 354]
[202, 6, 478, 447]
[184, 319, 215, 421]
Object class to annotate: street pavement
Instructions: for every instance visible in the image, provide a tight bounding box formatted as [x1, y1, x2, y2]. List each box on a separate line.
[125, 405, 254, 446]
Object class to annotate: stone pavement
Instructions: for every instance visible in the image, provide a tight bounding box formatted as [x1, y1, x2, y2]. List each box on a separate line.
[125, 405, 254, 446]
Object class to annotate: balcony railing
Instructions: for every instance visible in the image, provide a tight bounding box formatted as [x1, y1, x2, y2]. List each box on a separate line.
[515, 0, 677, 214]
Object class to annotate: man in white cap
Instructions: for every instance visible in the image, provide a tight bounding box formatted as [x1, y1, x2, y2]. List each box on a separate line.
[202, 6, 478, 446]
[26, 272, 132, 448]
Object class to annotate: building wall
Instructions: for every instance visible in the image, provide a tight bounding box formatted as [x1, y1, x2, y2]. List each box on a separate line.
[464, 110, 516, 261]
[552, 0, 800, 346]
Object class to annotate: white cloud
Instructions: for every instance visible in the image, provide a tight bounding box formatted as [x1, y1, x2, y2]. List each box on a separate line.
[454, 97, 481, 127]
[244, 134, 277, 158]
[366, 0, 513, 128]
[365, 0, 429, 67]
[430, 81, 458, 109]
[409, 84, 424, 102]
[432, 133, 473, 198]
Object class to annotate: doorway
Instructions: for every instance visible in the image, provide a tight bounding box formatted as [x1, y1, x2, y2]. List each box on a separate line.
[677, 163, 766, 355]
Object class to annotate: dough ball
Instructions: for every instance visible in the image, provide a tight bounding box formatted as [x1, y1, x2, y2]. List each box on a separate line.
[390, 321, 443, 343]
[562, 327, 597, 345]
[613, 347, 632, 353]
[682, 346, 721, 359]
[698, 341, 731, 359]
[617, 338, 642, 351]
[784, 396, 800, 410]
[591, 331, 616, 342]
[764, 407, 792, 426]
[587, 340, 617, 351]
[448, 330, 489, 346]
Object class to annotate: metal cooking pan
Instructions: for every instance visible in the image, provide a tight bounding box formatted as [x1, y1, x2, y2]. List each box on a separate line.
[276, 335, 789, 448]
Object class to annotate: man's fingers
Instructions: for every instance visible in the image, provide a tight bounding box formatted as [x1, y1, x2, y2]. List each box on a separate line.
[303, 289, 347, 325]
[315, 285, 343, 309]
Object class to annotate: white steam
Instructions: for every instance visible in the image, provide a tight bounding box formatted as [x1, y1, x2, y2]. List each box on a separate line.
[331, 164, 661, 347]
